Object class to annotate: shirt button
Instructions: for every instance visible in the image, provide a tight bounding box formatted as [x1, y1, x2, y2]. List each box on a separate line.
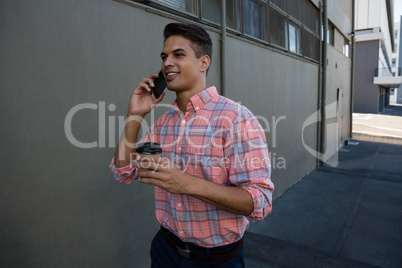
[180, 231, 183, 235]
[182, 120, 186, 124]
[178, 147, 181, 151]
[196, 107, 199, 110]
[178, 203, 182, 207]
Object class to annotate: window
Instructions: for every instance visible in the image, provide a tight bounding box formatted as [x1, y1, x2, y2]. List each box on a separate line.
[289, 22, 301, 54]
[269, 6, 288, 48]
[141, 0, 321, 62]
[392, 58, 397, 68]
[242, 0, 268, 41]
[299, 1, 320, 61]
[327, 24, 335, 45]
[302, 1, 320, 35]
[152, 0, 198, 15]
[200, 0, 242, 32]
[343, 39, 350, 57]
[270, 0, 286, 12]
[288, 0, 301, 21]
[302, 29, 320, 61]
[226, 0, 241, 32]
[201, 0, 221, 24]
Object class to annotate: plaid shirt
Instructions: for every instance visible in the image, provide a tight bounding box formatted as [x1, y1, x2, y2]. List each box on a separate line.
[110, 86, 274, 248]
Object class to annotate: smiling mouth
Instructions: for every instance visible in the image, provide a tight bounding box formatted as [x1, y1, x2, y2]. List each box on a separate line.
[165, 72, 179, 81]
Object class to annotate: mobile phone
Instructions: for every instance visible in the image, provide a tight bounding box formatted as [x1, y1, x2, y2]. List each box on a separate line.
[152, 70, 166, 98]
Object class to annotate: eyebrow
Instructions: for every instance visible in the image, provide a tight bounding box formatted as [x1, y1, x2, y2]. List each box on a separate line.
[160, 48, 187, 57]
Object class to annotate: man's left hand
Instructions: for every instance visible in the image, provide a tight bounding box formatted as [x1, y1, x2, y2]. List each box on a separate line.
[137, 156, 191, 194]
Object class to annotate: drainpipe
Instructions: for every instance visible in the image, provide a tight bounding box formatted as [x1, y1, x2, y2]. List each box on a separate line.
[221, 0, 226, 96]
[349, 0, 356, 140]
[320, 0, 328, 165]
[316, 1, 323, 167]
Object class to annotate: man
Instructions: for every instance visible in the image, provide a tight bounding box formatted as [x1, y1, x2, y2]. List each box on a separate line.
[110, 23, 274, 267]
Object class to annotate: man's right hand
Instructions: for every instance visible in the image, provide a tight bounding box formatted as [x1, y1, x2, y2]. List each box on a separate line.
[128, 73, 165, 117]
[114, 73, 165, 168]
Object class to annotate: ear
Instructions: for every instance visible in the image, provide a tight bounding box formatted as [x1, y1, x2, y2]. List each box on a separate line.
[199, 55, 211, 72]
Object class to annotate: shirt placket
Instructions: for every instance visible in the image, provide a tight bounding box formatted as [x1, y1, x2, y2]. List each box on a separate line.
[174, 110, 193, 239]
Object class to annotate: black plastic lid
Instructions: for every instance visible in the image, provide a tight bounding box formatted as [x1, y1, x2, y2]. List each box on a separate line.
[136, 142, 162, 154]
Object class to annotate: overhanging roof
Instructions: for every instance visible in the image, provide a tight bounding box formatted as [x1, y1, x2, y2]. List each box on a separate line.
[373, 76, 402, 88]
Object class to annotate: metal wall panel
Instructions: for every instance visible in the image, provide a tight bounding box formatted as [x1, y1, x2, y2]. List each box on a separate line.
[0, 0, 353, 267]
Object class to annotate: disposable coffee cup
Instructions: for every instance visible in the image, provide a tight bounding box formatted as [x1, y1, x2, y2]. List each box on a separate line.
[136, 142, 162, 171]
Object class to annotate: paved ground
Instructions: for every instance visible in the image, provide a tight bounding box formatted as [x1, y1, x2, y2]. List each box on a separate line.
[244, 106, 402, 268]
[353, 104, 402, 145]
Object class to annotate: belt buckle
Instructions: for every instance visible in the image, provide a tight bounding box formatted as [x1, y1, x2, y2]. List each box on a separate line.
[176, 246, 191, 259]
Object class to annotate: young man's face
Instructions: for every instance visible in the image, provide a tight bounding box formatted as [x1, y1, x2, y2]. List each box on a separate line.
[160, 35, 208, 94]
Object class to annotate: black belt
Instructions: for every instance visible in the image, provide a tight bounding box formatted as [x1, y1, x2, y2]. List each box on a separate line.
[159, 226, 243, 263]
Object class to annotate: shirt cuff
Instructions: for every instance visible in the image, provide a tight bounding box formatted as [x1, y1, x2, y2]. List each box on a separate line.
[243, 185, 273, 221]
[109, 157, 138, 184]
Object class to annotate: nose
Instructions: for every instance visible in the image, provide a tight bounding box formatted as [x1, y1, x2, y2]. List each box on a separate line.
[163, 55, 175, 68]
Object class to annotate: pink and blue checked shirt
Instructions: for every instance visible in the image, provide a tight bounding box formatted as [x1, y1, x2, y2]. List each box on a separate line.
[110, 86, 274, 248]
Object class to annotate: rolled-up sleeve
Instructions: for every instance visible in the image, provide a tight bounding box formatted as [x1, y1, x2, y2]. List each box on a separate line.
[225, 107, 274, 221]
[109, 157, 138, 184]
[110, 128, 153, 184]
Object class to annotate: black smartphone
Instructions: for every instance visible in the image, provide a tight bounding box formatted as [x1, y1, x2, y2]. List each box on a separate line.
[152, 70, 166, 98]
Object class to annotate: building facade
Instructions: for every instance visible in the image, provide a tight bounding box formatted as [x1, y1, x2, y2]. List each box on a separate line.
[393, 17, 402, 104]
[390, 21, 399, 104]
[354, 0, 401, 113]
[1, 0, 354, 267]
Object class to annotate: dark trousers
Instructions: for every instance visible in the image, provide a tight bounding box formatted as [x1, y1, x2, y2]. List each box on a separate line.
[150, 230, 245, 268]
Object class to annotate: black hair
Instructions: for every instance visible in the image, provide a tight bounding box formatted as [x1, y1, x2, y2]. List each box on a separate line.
[163, 23, 213, 62]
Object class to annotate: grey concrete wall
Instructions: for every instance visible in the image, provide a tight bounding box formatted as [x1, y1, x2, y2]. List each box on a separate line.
[224, 37, 319, 198]
[354, 40, 381, 113]
[328, 0, 353, 37]
[0, 1, 199, 267]
[0, 0, 352, 267]
[326, 43, 353, 151]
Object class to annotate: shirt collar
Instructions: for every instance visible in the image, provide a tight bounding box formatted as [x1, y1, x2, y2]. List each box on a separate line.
[173, 86, 218, 112]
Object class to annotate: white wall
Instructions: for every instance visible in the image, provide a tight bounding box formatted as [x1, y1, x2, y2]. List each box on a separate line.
[355, 0, 393, 69]
[355, 0, 383, 30]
